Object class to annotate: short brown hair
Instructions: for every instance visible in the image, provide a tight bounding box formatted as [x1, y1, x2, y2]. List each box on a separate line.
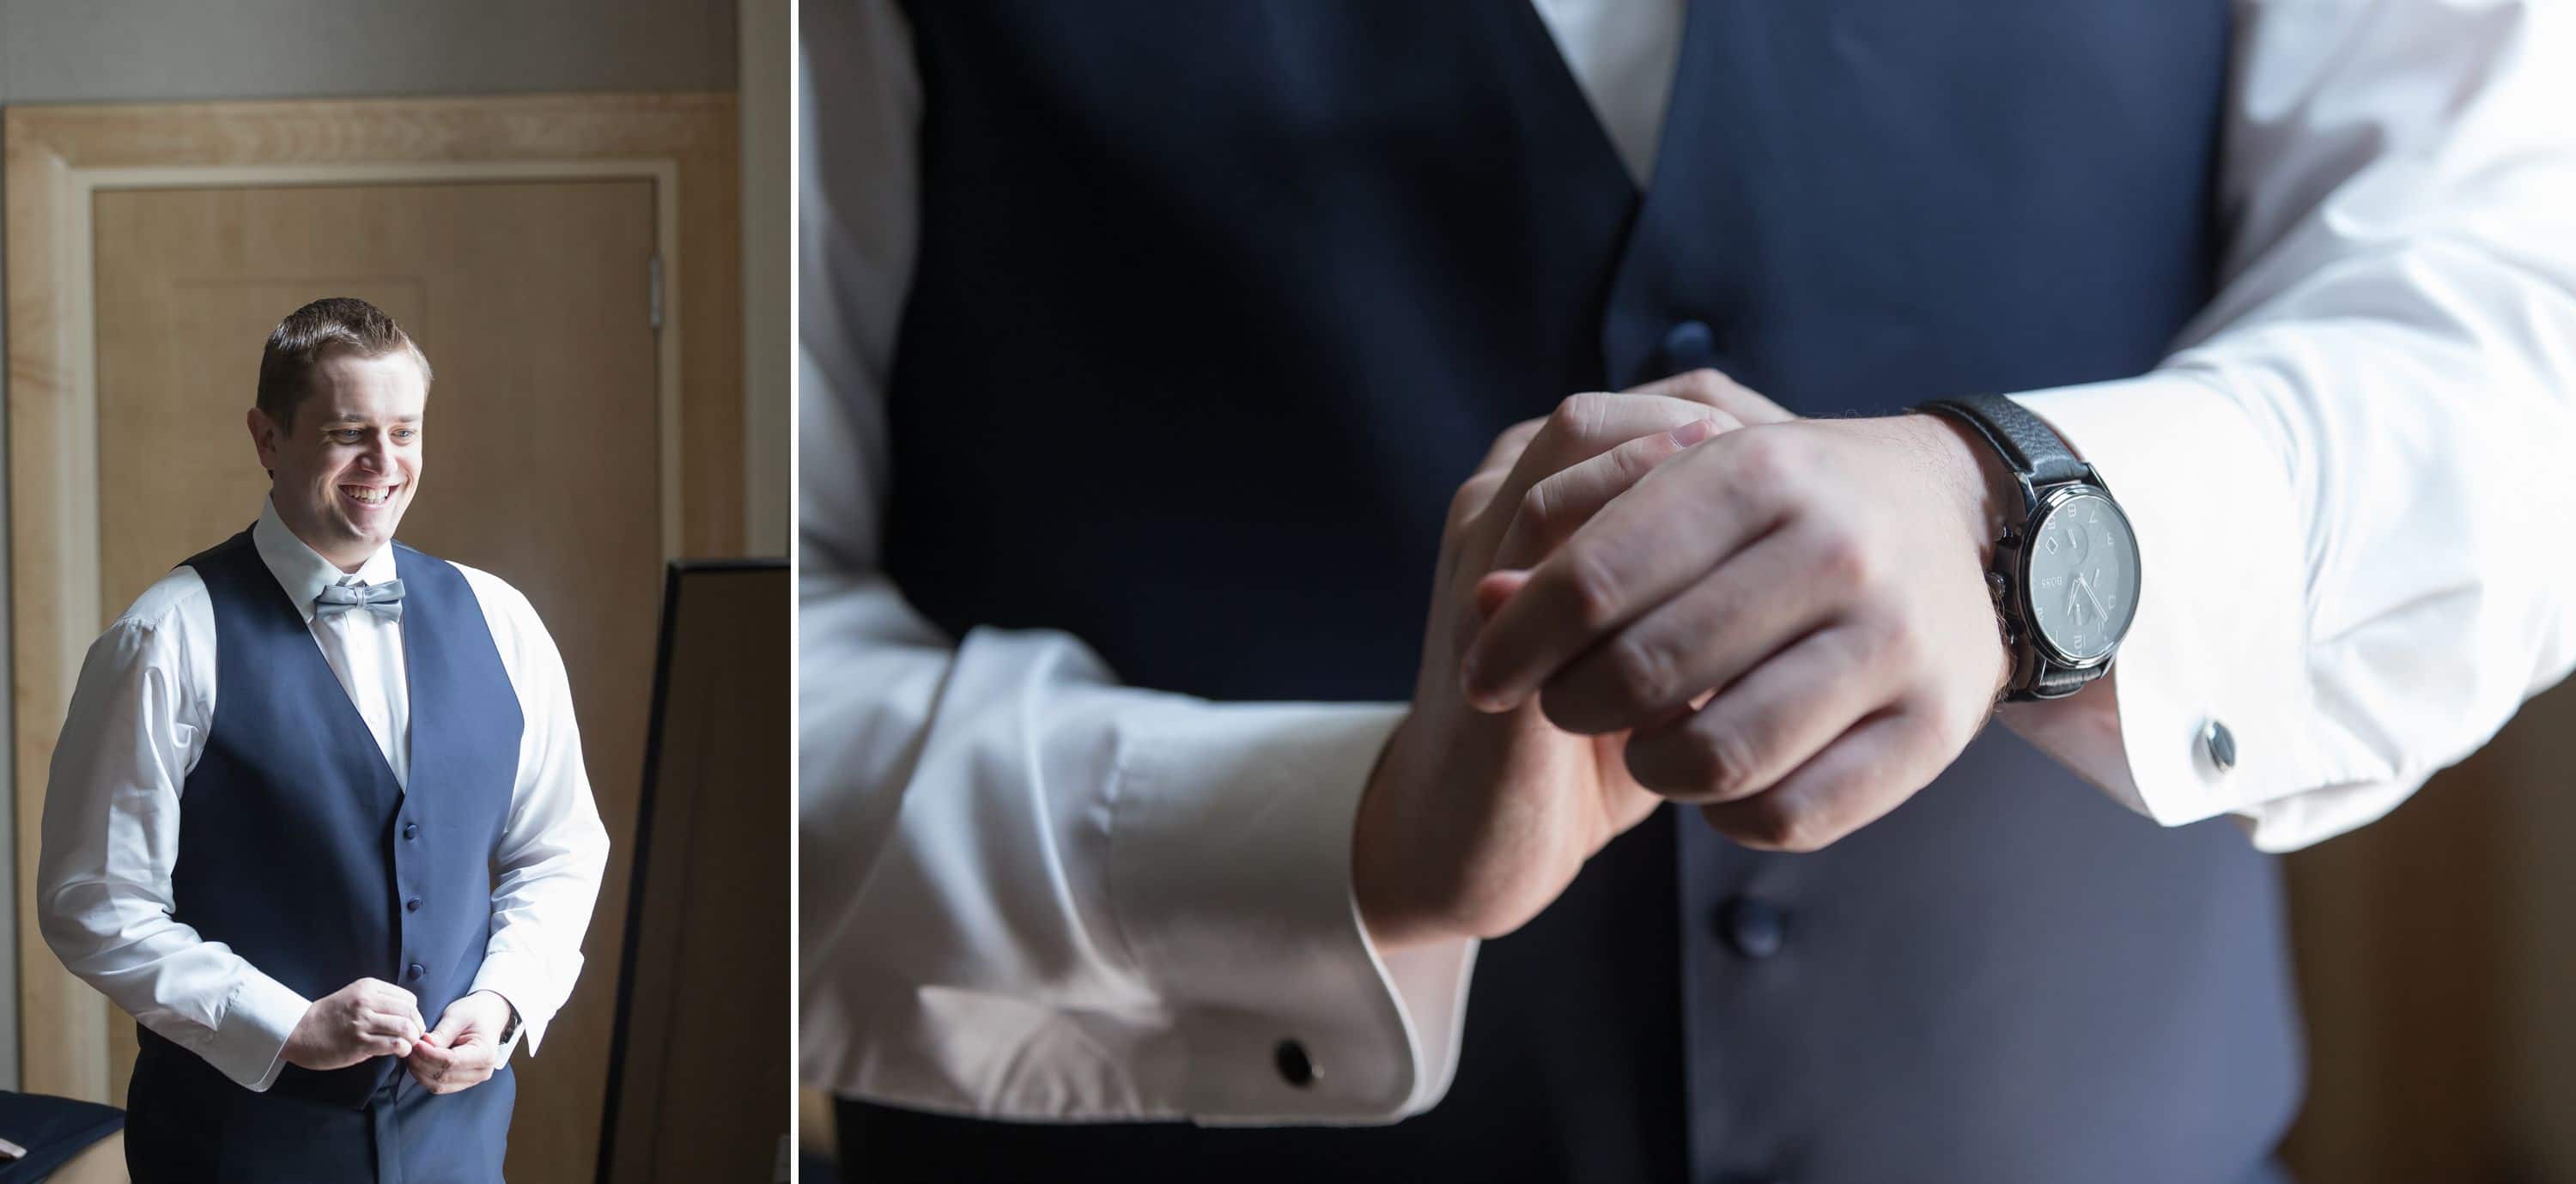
[254, 297, 433, 428]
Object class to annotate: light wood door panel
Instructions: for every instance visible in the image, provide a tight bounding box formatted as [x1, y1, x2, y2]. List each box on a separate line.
[91, 178, 659, 1184]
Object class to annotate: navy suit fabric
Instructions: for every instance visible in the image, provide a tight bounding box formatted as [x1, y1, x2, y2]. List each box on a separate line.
[125, 530, 521, 1184]
[0, 1091, 124, 1182]
[848, 3, 2303, 1181]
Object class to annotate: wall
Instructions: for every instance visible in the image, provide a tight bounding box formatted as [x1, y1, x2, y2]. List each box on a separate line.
[741, 0, 791, 557]
[0, 0, 739, 1094]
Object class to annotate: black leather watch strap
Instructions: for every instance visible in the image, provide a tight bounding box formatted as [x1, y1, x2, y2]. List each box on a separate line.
[1918, 394, 2087, 487]
[2026, 661, 2096, 700]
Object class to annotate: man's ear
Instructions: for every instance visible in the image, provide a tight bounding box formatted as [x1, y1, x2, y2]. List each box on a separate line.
[247, 405, 281, 477]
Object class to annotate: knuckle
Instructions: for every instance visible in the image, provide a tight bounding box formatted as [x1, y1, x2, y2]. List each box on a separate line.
[1550, 392, 1610, 441]
[1516, 481, 1562, 538]
[1614, 432, 1670, 481]
[1868, 610, 1923, 669]
[1774, 811, 1836, 853]
[1725, 427, 1799, 491]
[1736, 797, 1826, 852]
[1693, 724, 1765, 801]
[1603, 635, 1676, 711]
[1807, 519, 1870, 585]
[1682, 368, 1735, 403]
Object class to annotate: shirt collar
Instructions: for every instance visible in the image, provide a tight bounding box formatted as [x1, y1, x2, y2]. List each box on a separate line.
[252, 499, 398, 624]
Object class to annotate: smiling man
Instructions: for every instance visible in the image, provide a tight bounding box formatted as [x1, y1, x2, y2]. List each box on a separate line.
[36, 297, 611, 1183]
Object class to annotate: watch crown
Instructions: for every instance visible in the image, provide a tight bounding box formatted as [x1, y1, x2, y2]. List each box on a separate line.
[1986, 572, 2008, 601]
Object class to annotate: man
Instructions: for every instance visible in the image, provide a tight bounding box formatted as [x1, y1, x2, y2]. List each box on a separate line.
[38, 298, 611, 1183]
[806, 2, 2576, 1181]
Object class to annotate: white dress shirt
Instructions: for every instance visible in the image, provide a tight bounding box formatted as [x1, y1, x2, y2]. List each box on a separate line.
[37, 501, 613, 1092]
[803, 0, 2576, 1122]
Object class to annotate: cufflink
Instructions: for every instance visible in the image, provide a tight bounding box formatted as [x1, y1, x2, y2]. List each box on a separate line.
[2201, 719, 2237, 773]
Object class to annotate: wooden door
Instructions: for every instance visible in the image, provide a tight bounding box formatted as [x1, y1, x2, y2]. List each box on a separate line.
[88, 178, 660, 1184]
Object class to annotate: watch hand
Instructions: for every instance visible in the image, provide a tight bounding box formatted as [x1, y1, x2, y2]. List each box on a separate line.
[2078, 573, 2110, 619]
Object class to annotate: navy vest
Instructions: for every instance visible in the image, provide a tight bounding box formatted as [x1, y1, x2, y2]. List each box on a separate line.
[125, 530, 522, 1184]
[853, 3, 2304, 1181]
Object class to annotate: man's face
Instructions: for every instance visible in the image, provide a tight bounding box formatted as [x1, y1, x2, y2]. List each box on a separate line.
[248, 349, 428, 572]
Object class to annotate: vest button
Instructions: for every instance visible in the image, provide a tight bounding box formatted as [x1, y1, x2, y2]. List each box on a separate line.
[1658, 319, 1717, 373]
[1718, 896, 1786, 960]
[404, 896, 422, 913]
[402, 822, 420, 841]
[1273, 1039, 1316, 1089]
[405, 962, 425, 981]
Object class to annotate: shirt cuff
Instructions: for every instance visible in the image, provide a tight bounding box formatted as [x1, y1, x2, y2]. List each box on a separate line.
[2004, 376, 2341, 849]
[470, 950, 558, 1055]
[1107, 701, 1474, 1123]
[200, 970, 310, 1091]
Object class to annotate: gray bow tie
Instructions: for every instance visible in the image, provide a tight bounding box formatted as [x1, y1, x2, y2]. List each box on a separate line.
[314, 580, 405, 622]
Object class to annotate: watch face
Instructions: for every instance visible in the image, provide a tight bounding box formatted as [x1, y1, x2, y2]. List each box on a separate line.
[2023, 490, 2139, 664]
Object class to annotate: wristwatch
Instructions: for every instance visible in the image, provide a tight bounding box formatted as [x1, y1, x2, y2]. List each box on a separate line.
[1917, 394, 2141, 701]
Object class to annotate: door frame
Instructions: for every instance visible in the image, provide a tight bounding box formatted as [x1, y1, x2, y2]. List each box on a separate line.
[4, 93, 741, 1100]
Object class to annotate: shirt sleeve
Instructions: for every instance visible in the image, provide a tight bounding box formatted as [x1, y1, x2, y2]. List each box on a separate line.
[2000, 0, 2576, 852]
[35, 589, 313, 1092]
[461, 568, 613, 1058]
[799, 0, 1473, 1123]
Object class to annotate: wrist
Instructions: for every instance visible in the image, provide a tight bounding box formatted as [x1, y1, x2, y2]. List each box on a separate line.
[1903, 412, 2019, 562]
[1351, 715, 1435, 951]
[1899, 412, 2020, 701]
[282, 1000, 323, 1065]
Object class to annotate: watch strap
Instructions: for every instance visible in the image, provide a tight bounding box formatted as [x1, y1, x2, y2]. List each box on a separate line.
[1918, 394, 2087, 486]
[2024, 659, 2096, 701]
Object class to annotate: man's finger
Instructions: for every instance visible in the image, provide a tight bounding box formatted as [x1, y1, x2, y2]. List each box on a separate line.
[1535, 527, 1838, 735]
[1619, 622, 1890, 802]
[1462, 435, 1783, 709]
[1695, 706, 1949, 853]
[362, 982, 426, 1031]
[1489, 418, 1722, 573]
[361, 1034, 412, 1059]
[1461, 394, 1735, 574]
[1440, 418, 1548, 590]
[1471, 569, 1528, 620]
[360, 1009, 423, 1041]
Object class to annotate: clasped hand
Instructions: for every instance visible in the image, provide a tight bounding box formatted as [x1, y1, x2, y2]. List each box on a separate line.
[1356, 371, 2014, 950]
[284, 978, 511, 1095]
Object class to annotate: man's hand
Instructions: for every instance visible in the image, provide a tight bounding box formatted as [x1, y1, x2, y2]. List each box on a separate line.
[405, 990, 513, 1095]
[283, 977, 425, 1071]
[1353, 373, 1783, 950]
[1461, 402, 2016, 853]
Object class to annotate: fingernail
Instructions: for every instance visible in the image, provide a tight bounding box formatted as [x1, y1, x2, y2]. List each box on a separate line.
[1669, 418, 1720, 447]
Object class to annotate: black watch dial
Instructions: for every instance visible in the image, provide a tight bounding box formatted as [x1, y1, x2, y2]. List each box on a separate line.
[2023, 489, 2139, 664]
